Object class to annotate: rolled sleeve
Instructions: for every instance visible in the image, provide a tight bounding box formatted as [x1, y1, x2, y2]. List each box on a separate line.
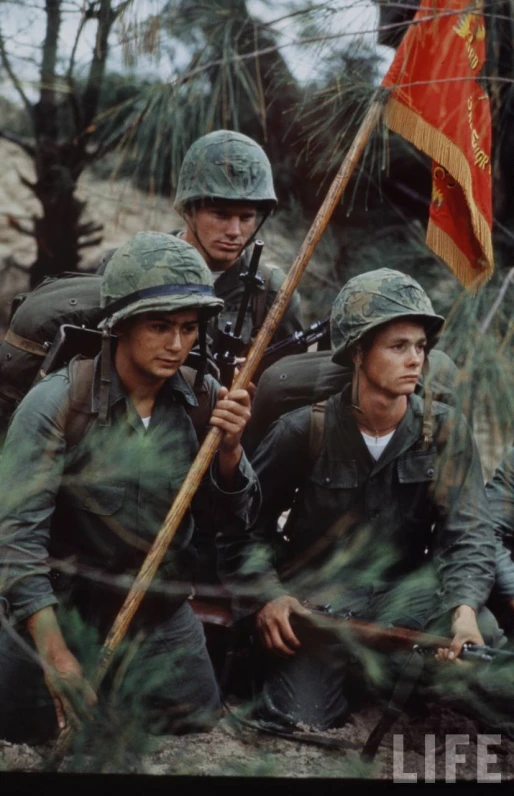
[209, 449, 261, 529]
[430, 414, 495, 619]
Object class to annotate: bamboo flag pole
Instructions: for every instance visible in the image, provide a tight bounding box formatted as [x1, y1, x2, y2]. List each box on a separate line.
[50, 94, 384, 765]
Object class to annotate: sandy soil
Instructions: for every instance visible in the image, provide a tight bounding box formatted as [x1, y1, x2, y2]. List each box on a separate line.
[1, 701, 513, 780]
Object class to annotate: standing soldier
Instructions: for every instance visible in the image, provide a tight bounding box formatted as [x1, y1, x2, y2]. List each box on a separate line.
[0, 232, 259, 744]
[218, 268, 502, 733]
[173, 130, 303, 350]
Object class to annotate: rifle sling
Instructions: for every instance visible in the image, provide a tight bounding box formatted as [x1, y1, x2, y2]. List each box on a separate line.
[361, 647, 426, 761]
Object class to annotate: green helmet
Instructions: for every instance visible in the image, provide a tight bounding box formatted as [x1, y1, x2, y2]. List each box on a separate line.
[331, 268, 445, 366]
[99, 231, 224, 329]
[174, 130, 277, 214]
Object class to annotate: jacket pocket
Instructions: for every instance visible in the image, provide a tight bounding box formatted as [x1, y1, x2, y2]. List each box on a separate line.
[397, 452, 437, 484]
[62, 484, 126, 515]
[396, 452, 437, 543]
[309, 458, 359, 489]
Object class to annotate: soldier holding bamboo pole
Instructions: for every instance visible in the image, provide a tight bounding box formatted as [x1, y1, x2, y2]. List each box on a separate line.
[0, 232, 259, 743]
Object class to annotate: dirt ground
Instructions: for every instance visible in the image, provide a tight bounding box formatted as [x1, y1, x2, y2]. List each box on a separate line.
[1, 700, 514, 780]
[0, 140, 512, 782]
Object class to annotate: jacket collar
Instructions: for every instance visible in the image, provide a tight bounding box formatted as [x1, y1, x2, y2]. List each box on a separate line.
[90, 354, 198, 414]
[333, 386, 425, 475]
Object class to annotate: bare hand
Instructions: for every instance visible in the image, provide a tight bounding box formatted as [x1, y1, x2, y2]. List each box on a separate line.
[256, 595, 312, 657]
[210, 387, 251, 454]
[44, 646, 97, 731]
[26, 607, 97, 731]
[435, 605, 484, 664]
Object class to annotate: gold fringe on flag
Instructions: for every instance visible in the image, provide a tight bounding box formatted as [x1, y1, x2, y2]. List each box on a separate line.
[384, 97, 493, 288]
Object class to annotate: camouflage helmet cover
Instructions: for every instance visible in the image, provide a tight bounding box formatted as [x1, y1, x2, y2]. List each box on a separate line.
[331, 268, 445, 365]
[99, 231, 224, 329]
[174, 130, 277, 213]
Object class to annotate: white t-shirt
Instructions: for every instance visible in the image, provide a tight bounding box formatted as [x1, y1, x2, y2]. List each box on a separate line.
[360, 430, 395, 461]
[141, 416, 151, 430]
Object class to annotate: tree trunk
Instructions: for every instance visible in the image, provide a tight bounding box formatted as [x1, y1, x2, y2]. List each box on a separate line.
[30, 143, 87, 287]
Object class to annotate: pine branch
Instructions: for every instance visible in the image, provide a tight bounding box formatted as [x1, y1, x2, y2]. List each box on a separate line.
[0, 129, 36, 158]
[66, 3, 88, 84]
[81, 0, 116, 131]
[81, 0, 133, 132]
[87, 98, 150, 162]
[6, 215, 35, 238]
[77, 221, 103, 236]
[0, 25, 34, 121]
[18, 172, 38, 193]
[78, 235, 103, 249]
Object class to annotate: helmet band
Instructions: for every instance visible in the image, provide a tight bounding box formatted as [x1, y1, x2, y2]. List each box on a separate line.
[101, 283, 215, 321]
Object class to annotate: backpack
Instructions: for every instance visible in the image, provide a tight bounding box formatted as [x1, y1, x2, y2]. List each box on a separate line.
[245, 348, 459, 460]
[0, 273, 103, 438]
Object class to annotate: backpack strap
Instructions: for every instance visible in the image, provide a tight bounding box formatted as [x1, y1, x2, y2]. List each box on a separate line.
[308, 400, 327, 466]
[180, 366, 212, 445]
[65, 357, 96, 448]
[252, 261, 277, 333]
[63, 359, 212, 449]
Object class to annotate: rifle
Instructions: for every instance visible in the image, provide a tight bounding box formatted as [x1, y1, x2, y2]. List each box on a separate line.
[292, 603, 514, 663]
[214, 240, 265, 387]
[252, 316, 330, 384]
[184, 597, 514, 663]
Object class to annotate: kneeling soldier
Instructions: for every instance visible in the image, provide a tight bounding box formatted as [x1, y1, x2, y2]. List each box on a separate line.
[218, 268, 502, 732]
[0, 232, 259, 743]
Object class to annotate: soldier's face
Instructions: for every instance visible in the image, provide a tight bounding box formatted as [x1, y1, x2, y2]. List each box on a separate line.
[183, 202, 258, 269]
[358, 320, 427, 398]
[115, 310, 199, 384]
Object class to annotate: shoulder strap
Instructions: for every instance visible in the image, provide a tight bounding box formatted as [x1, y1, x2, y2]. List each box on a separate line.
[180, 366, 212, 445]
[308, 400, 327, 466]
[65, 357, 96, 447]
[252, 261, 277, 332]
[63, 360, 213, 449]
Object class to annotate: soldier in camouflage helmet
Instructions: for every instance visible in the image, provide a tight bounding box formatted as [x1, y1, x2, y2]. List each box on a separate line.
[330, 268, 444, 366]
[173, 130, 303, 351]
[217, 267, 502, 735]
[99, 231, 224, 328]
[0, 232, 260, 744]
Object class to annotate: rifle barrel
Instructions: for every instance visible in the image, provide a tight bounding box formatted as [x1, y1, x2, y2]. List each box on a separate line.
[233, 240, 264, 338]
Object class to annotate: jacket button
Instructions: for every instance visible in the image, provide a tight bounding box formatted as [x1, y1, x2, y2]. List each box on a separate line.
[84, 497, 93, 508]
[323, 476, 331, 485]
[426, 468, 435, 478]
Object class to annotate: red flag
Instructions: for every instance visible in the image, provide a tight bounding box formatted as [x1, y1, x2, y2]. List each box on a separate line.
[382, 0, 493, 289]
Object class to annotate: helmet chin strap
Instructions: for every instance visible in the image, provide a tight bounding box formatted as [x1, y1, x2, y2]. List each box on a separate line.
[183, 207, 270, 270]
[421, 355, 433, 449]
[351, 349, 363, 414]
